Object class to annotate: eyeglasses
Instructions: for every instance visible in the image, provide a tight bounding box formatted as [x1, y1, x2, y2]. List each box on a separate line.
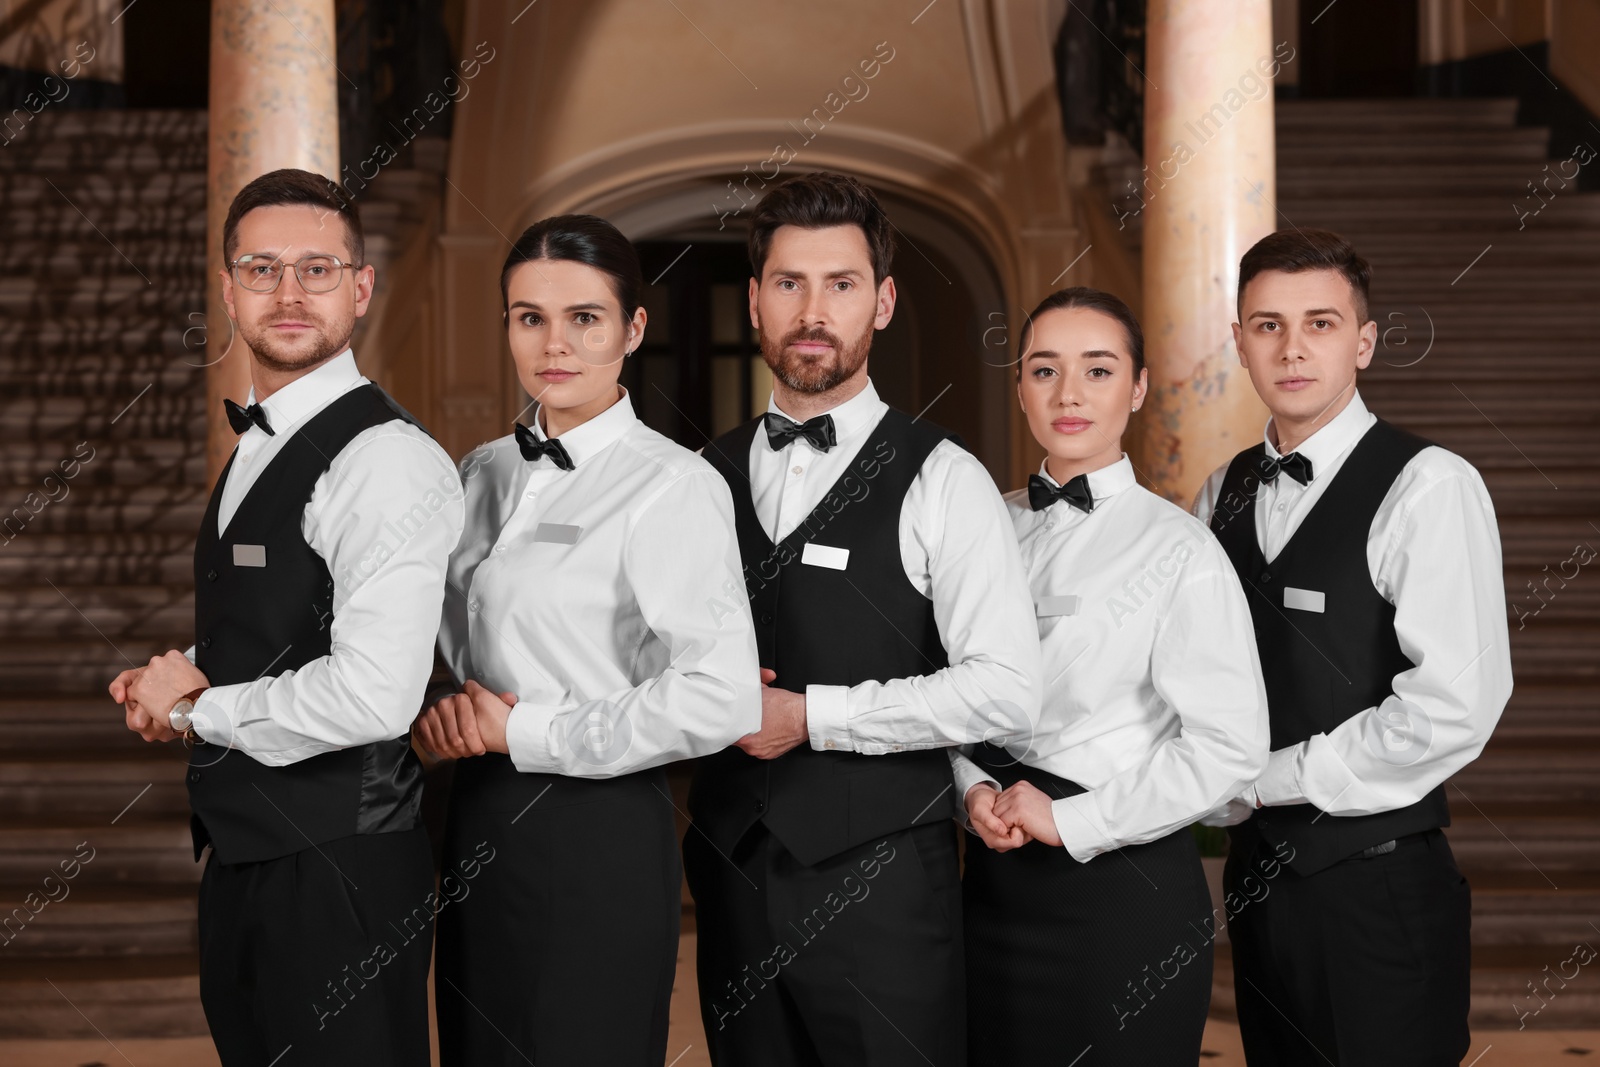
[230, 253, 356, 294]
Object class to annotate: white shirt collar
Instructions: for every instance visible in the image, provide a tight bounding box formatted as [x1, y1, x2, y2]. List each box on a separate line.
[765, 377, 885, 444]
[1263, 390, 1374, 477]
[1036, 453, 1138, 504]
[532, 386, 638, 468]
[247, 348, 361, 434]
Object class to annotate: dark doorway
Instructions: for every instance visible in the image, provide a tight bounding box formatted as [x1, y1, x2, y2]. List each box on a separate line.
[1298, 0, 1419, 98]
[630, 241, 767, 449]
[122, 0, 210, 107]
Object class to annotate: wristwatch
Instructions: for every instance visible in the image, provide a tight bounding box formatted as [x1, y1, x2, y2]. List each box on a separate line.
[168, 687, 208, 738]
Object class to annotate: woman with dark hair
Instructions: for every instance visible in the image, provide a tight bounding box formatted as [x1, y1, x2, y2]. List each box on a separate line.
[951, 287, 1269, 1065]
[414, 214, 761, 1065]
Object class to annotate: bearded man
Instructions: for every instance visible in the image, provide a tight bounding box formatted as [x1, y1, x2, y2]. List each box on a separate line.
[686, 172, 1042, 1067]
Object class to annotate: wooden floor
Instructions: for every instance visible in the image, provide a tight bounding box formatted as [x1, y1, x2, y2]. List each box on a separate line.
[0, 931, 1593, 1066]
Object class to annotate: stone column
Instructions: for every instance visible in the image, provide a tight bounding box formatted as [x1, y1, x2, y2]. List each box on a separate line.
[203, 0, 340, 485]
[1131, 0, 1275, 505]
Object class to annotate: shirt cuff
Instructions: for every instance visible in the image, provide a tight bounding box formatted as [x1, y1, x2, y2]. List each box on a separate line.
[805, 684, 851, 753]
[505, 700, 563, 773]
[1052, 792, 1118, 862]
[1254, 745, 1309, 807]
[188, 686, 239, 748]
[949, 757, 1002, 832]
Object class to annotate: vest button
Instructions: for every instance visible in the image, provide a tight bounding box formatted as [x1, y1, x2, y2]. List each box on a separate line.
[755, 800, 765, 812]
[206, 570, 218, 582]
[1260, 572, 1272, 583]
[188, 771, 201, 784]
[200, 637, 212, 649]
[760, 612, 773, 625]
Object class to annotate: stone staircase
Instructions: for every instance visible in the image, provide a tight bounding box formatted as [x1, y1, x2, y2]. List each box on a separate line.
[1210, 97, 1600, 1030]
[0, 108, 445, 1039]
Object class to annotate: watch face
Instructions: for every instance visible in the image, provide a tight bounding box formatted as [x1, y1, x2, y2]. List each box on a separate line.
[169, 701, 194, 731]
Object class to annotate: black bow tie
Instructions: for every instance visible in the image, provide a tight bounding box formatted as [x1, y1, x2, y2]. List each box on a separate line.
[514, 422, 574, 470]
[224, 398, 274, 437]
[765, 412, 837, 453]
[1260, 451, 1313, 486]
[1028, 473, 1093, 513]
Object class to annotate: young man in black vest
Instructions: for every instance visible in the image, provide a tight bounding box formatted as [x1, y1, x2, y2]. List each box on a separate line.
[110, 169, 463, 1066]
[687, 172, 1042, 1066]
[1194, 229, 1513, 1065]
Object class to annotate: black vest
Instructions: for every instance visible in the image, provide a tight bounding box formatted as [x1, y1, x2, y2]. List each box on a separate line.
[1211, 418, 1451, 875]
[690, 408, 961, 865]
[188, 384, 429, 865]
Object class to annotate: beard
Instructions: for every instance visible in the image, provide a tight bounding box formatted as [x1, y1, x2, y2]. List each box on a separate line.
[239, 306, 354, 374]
[760, 321, 873, 394]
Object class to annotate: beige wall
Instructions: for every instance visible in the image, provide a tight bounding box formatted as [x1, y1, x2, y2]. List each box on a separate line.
[1419, 0, 1600, 117]
[409, 0, 1090, 487]
[1552, 0, 1600, 116]
[1419, 0, 1550, 64]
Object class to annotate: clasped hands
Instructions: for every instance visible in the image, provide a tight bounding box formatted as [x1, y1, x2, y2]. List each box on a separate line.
[413, 680, 518, 759]
[965, 780, 1061, 852]
[109, 650, 209, 744]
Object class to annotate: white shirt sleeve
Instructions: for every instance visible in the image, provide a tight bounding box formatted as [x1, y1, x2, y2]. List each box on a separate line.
[503, 468, 763, 777]
[1051, 542, 1271, 860]
[1251, 455, 1513, 814]
[804, 443, 1044, 755]
[190, 423, 465, 766]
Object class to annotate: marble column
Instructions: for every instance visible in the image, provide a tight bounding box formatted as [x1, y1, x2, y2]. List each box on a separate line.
[203, 0, 340, 485]
[1130, 0, 1275, 505]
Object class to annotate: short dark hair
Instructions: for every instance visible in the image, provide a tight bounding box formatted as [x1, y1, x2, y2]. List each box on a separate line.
[748, 171, 895, 287]
[499, 214, 643, 317]
[1237, 228, 1371, 323]
[1019, 286, 1145, 376]
[223, 168, 364, 267]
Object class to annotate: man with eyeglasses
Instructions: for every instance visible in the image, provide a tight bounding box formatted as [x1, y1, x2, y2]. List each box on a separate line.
[109, 168, 463, 1066]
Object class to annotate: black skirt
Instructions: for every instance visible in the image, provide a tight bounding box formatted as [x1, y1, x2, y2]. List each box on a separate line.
[435, 754, 680, 1067]
[964, 747, 1215, 1066]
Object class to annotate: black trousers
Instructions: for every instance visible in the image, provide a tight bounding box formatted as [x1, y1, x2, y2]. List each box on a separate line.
[963, 755, 1213, 1066]
[1227, 828, 1472, 1066]
[197, 826, 434, 1067]
[686, 819, 965, 1067]
[436, 760, 680, 1067]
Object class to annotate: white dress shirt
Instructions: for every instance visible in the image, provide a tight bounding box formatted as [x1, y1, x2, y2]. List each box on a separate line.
[186, 349, 465, 767]
[1192, 390, 1513, 820]
[437, 388, 762, 778]
[951, 456, 1270, 861]
[746, 378, 1043, 755]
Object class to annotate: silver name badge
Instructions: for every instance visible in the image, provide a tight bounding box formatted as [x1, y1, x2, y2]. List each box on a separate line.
[232, 544, 267, 568]
[1036, 595, 1080, 617]
[1283, 587, 1326, 613]
[801, 543, 850, 571]
[533, 523, 582, 545]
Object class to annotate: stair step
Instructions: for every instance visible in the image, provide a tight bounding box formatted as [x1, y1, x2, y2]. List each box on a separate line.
[1274, 97, 1521, 129]
[0, 641, 195, 696]
[1447, 807, 1600, 876]
[0, 884, 198, 959]
[25, 110, 207, 139]
[0, 954, 207, 1039]
[0, 820, 200, 885]
[0, 697, 192, 752]
[0, 753, 191, 820]
[0, 586, 192, 640]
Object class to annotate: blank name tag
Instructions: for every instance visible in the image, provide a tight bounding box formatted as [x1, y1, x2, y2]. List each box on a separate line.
[801, 543, 849, 571]
[1284, 587, 1326, 613]
[1036, 595, 1080, 617]
[232, 544, 267, 567]
[534, 523, 581, 545]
